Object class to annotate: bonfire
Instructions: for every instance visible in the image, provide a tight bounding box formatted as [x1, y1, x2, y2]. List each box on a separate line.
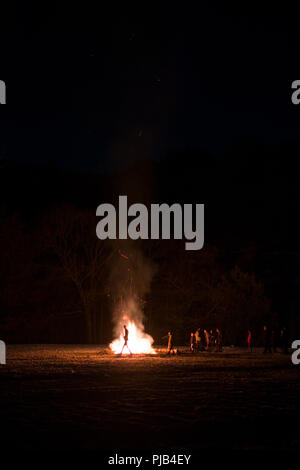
[110, 320, 156, 355]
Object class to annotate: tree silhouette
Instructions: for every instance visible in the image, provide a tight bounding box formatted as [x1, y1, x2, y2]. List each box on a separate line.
[43, 205, 116, 342]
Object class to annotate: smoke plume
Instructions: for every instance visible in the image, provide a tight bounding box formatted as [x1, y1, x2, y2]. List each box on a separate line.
[108, 241, 156, 342]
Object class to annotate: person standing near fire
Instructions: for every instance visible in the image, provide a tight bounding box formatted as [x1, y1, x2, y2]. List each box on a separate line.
[215, 328, 223, 352]
[120, 325, 132, 355]
[190, 332, 196, 352]
[247, 329, 252, 352]
[204, 329, 209, 351]
[263, 325, 272, 354]
[195, 328, 201, 351]
[209, 329, 215, 351]
[167, 331, 174, 355]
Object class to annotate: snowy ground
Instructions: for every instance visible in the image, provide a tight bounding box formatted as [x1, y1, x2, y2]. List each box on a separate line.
[0, 345, 299, 452]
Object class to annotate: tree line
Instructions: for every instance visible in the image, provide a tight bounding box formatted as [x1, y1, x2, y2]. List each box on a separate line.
[0, 205, 275, 345]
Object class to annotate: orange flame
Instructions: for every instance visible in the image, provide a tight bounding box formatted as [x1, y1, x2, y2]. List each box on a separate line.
[110, 321, 156, 354]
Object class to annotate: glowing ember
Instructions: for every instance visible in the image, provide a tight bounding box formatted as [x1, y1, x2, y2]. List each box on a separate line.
[110, 321, 156, 355]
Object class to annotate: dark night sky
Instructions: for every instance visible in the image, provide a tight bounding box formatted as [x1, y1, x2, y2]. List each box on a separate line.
[1, 3, 300, 337]
[0, 4, 300, 172]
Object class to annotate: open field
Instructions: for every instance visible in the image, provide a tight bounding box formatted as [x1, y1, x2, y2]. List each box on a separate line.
[0, 345, 299, 453]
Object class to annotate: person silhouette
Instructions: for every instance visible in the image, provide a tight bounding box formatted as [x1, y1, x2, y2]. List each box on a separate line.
[247, 329, 252, 352]
[167, 331, 174, 355]
[263, 325, 272, 354]
[120, 325, 132, 355]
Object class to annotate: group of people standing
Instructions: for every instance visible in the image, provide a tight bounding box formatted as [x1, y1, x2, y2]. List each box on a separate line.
[261, 325, 289, 354]
[190, 328, 223, 352]
[246, 326, 290, 353]
[165, 325, 290, 355]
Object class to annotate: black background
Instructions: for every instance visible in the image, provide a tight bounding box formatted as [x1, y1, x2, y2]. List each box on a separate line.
[1, 3, 300, 341]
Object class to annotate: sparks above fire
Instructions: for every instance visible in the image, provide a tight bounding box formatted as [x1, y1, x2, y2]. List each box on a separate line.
[110, 321, 156, 355]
